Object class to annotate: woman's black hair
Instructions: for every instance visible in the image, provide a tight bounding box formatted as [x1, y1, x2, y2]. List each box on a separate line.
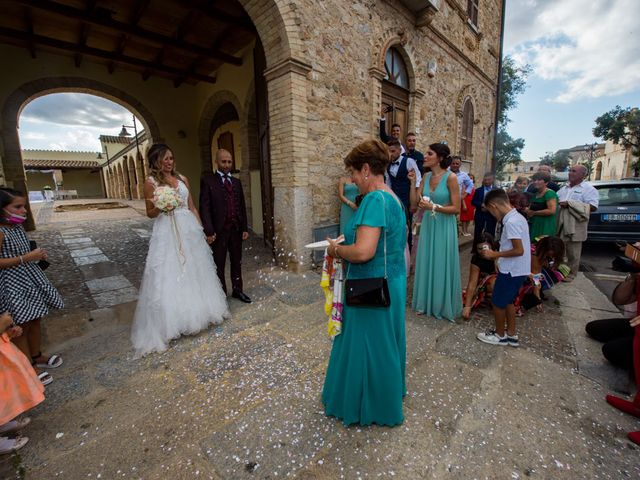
[428, 142, 453, 169]
[535, 236, 565, 267]
[0, 188, 25, 219]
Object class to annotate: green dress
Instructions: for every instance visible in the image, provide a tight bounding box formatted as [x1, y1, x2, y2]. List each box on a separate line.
[322, 190, 407, 426]
[412, 172, 462, 321]
[339, 183, 359, 235]
[529, 188, 558, 241]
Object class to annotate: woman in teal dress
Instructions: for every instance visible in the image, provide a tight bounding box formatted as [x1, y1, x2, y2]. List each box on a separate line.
[324, 139, 406, 427]
[525, 171, 558, 241]
[409, 143, 462, 321]
[338, 176, 359, 235]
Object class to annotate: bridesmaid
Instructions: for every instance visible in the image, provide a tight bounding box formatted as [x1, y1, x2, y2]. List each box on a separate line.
[408, 143, 462, 321]
[338, 175, 359, 235]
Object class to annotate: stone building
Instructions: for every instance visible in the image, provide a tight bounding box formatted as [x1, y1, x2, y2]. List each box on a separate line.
[0, 0, 504, 268]
[22, 149, 103, 197]
[593, 140, 638, 181]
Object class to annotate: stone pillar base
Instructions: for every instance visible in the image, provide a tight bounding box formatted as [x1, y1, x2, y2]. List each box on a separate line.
[273, 185, 313, 272]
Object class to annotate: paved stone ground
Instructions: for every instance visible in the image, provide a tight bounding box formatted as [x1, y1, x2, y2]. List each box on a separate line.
[2, 203, 639, 479]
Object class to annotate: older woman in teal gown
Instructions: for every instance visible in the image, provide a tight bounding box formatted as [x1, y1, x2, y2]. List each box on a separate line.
[324, 139, 406, 427]
[338, 176, 359, 235]
[408, 142, 462, 321]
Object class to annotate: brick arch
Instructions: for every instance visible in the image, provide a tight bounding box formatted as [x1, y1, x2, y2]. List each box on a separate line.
[198, 90, 243, 173]
[0, 77, 162, 228]
[238, 0, 304, 68]
[374, 32, 418, 92]
[369, 31, 424, 135]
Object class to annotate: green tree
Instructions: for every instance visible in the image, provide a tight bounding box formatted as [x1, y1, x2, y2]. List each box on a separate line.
[494, 56, 532, 175]
[539, 153, 554, 167]
[552, 150, 570, 172]
[593, 106, 640, 176]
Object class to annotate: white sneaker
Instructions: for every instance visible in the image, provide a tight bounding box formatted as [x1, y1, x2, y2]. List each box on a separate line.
[476, 330, 508, 346]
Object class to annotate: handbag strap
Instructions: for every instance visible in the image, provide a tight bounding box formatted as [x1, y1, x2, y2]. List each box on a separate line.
[346, 190, 387, 280]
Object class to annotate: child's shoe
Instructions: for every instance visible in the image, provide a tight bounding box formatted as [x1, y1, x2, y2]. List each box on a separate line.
[476, 330, 508, 346]
[506, 335, 520, 347]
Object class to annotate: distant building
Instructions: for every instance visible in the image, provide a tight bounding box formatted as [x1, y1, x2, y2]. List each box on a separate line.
[23, 149, 103, 198]
[555, 144, 605, 167]
[502, 160, 541, 182]
[98, 132, 150, 201]
[592, 140, 638, 180]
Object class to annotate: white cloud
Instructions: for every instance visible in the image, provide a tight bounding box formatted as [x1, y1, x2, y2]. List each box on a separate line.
[505, 0, 640, 103]
[18, 93, 143, 151]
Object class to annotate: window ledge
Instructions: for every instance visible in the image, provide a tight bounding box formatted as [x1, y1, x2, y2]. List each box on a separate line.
[466, 19, 482, 38]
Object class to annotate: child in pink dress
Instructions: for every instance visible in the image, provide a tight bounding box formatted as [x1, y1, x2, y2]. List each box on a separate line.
[0, 312, 44, 455]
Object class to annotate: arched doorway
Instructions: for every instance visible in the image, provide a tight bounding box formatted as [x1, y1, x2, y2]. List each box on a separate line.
[595, 161, 603, 180]
[381, 47, 411, 135]
[2, 79, 161, 228]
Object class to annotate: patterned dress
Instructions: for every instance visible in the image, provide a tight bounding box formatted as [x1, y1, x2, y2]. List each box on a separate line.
[0, 225, 63, 324]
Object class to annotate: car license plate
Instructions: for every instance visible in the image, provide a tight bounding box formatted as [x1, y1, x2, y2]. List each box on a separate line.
[601, 213, 640, 222]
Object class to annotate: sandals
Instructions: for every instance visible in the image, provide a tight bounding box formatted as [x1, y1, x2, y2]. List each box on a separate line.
[0, 418, 31, 435]
[33, 352, 63, 369]
[38, 371, 53, 386]
[0, 436, 29, 455]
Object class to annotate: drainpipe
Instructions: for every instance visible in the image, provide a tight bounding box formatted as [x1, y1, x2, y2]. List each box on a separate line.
[491, 0, 507, 172]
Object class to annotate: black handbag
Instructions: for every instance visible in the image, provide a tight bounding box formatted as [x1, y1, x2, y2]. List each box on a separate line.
[28, 240, 50, 271]
[344, 191, 390, 308]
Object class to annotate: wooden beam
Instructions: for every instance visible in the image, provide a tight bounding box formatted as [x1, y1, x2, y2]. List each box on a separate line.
[23, 7, 36, 58]
[14, 0, 244, 65]
[109, 0, 151, 73]
[0, 26, 217, 84]
[74, 0, 97, 67]
[174, 25, 234, 88]
[182, 0, 256, 33]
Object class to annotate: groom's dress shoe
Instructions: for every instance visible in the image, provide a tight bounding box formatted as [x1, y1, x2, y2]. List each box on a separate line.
[232, 290, 252, 303]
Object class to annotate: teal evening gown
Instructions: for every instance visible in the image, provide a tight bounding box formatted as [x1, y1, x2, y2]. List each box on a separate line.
[339, 183, 359, 235]
[412, 172, 462, 321]
[322, 190, 407, 426]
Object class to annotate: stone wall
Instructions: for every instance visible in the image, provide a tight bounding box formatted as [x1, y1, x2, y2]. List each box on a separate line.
[286, 0, 503, 225]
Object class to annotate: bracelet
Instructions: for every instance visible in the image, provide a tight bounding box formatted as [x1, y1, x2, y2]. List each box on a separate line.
[333, 245, 341, 259]
[18, 256, 24, 265]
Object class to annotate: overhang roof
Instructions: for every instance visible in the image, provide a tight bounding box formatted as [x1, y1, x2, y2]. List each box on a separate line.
[0, 0, 257, 86]
[24, 158, 100, 169]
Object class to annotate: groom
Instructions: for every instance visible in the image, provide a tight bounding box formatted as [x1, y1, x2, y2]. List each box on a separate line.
[199, 149, 251, 303]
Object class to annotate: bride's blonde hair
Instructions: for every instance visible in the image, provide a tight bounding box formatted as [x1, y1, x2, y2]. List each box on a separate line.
[147, 143, 181, 185]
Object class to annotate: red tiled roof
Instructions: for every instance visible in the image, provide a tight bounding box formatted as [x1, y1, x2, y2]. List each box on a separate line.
[24, 159, 100, 169]
[99, 135, 132, 144]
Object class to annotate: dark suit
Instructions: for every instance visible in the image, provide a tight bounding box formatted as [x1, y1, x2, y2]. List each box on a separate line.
[199, 171, 248, 294]
[471, 186, 497, 248]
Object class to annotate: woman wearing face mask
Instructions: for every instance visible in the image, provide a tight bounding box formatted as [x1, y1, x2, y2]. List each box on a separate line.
[0, 188, 64, 386]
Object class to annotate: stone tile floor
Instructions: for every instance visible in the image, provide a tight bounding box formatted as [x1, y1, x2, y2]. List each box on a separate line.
[1, 202, 638, 479]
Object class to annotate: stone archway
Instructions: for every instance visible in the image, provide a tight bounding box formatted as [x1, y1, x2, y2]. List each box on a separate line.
[0, 77, 162, 229]
[198, 90, 243, 173]
[370, 32, 424, 138]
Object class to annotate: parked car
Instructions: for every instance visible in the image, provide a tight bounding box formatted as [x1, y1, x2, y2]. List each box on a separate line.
[586, 179, 640, 243]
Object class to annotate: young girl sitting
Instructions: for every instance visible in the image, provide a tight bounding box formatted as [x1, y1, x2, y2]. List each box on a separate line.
[514, 236, 566, 314]
[0, 188, 64, 385]
[462, 232, 499, 320]
[0, 312, 45, 455]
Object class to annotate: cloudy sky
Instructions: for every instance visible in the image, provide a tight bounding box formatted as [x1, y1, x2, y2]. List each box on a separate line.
[19, 93, 142, 152]
[505, 0, 640, 161]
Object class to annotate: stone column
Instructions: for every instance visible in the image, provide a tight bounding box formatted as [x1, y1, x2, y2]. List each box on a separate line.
[264, 58, 313, 271]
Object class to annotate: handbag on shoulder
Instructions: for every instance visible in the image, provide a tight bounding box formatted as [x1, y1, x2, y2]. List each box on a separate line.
[344, 191, 390, 308]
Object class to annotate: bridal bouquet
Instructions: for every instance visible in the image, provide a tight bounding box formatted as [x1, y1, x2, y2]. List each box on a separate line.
[153, 185, 182, 213]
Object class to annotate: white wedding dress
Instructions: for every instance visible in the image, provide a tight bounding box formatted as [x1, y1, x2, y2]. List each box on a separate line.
[131, 178, 230, 357]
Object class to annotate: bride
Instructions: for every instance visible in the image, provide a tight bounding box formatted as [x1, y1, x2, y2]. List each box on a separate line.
[131, 143, 230, 356]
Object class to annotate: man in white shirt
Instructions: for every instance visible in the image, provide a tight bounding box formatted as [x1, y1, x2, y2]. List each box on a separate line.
[556, 164, 599, 281]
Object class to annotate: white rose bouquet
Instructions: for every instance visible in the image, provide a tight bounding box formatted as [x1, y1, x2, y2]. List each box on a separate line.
[153, 185, 182, 213]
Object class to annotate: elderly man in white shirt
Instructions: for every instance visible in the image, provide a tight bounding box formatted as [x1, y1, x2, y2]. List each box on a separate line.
[556, 164, 599, 281]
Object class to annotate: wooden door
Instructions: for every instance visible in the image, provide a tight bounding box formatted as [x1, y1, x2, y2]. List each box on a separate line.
[381, 80, 409, 136]
[254, 41, 274, 249]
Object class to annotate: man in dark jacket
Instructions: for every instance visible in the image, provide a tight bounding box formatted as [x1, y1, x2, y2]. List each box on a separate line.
[471, 172, 498, 248]
[199, 149, 251, 303]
